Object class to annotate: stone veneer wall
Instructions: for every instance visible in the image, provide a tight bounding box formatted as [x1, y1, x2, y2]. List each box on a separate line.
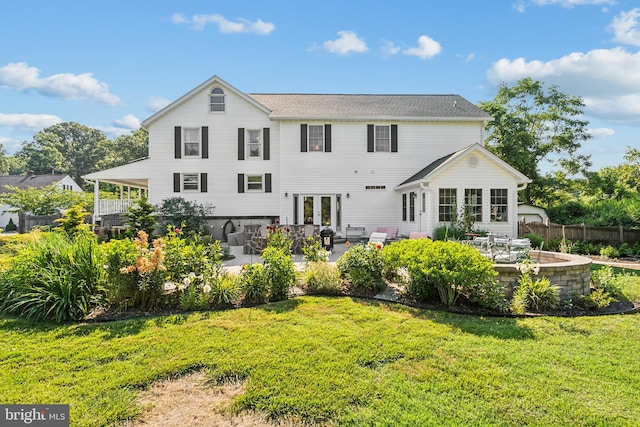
[494, 251, 592, 300]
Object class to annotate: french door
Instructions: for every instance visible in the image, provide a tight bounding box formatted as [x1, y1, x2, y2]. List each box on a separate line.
[301, 195, 334, 228]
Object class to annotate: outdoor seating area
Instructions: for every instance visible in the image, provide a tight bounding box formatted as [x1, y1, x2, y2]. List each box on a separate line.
[243, 224, 319, 255]
[466, 236, 532, 263]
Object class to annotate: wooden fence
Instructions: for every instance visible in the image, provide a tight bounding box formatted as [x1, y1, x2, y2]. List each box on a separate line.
[519, 219, 640, 246]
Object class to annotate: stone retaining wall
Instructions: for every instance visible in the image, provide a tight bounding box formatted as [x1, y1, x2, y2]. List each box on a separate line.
[495, 251, 592, 300]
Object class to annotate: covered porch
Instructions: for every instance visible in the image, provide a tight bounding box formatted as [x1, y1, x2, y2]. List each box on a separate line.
[82, 159, 150, 225]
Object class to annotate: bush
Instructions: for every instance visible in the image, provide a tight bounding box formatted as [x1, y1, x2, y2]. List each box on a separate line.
[302, 237, 330, 262]
[0, 232, 105, 322]
[523, 233, 544, 250]
[163, 227, 222, 283]
[302, 261, 342, 294]
[157, 197, 209, 235]
[125, 196, 157, 237]
[239, 263, 268, 304]
[55, 204, 92, 238]
[511, 262, 560, 314]
[99, 238, 139, 308]
[261, 246, 296, 301]
[336, 241, 386, 292]
[384, 239, 503, 310]
[579, 288, 617, 311]
[4, 218, 17, 232]
[600, 245, 620, 260]
[590, 265, 621, 296]
[433, 225, 466, 241]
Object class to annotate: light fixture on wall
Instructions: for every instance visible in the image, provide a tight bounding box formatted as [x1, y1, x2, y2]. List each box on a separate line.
[285, 192, 288, 197]
[346, 193, 350, 198]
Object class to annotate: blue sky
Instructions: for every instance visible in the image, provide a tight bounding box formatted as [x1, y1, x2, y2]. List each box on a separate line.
[1, 0, 639, 172]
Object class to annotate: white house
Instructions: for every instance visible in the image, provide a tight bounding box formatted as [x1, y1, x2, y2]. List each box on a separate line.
[0, 172, 83, 230]
[84, 75, 530, 240]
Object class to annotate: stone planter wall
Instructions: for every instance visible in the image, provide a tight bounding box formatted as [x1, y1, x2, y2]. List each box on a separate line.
[495, 251, 592, 300]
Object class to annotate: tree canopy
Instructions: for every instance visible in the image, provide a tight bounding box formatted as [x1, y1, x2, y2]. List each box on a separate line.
[478, 78, 591, 203]
[0, 184, 91, 216]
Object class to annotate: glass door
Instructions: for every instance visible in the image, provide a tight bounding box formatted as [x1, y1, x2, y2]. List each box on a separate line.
[301, 195, 334, 228]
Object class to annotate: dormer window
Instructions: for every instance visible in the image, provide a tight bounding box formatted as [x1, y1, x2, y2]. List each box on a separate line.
[210, 87, 225, 112]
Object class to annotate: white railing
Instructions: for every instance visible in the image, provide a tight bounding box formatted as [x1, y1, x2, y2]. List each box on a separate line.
[96, 199, 138, 217]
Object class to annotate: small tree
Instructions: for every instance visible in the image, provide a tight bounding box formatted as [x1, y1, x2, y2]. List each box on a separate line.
[157, 197, 209, 235]
[54, 204, 92, 237]
[0, 184, 90, 216]
[125, 196, 157, 237]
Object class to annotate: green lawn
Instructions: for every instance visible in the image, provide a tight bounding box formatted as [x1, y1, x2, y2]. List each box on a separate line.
[2, 296, 639, 427]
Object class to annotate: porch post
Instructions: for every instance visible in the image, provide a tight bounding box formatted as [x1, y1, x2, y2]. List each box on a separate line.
[93, 179, 100, 226]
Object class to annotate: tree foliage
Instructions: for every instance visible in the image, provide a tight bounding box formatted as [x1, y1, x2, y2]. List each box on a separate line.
[478, 78, 591, 203]
[0, 184, 90, 216]
[96, 127, 149, 170]
[17, 122, 108, 187]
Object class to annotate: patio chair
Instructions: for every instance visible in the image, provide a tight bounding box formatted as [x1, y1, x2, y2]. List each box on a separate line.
[368, 232, 387, 244]
[491, 239, 513, 263]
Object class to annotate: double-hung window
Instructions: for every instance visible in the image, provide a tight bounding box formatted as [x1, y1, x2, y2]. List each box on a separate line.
[375, 125, 390, 152]
[439, 188, 457, 222]
[182, 173, 199, 191]
[210, 87, 225, 112]
[183, 128, 200, 157]
[308, 125, 324, 152]
[247, 129, 262, 158]
[247, 175, 263, 191]
[465, 189, 483, 222]
[491, 189, 508, 222]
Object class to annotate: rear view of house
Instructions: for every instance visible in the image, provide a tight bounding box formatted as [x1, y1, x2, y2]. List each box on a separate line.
[84, 75, 530, 239]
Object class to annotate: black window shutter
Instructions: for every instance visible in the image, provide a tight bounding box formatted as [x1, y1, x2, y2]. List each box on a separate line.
[238, 128, 245, 160]
[174, 126, 182, 159]
[300, 124, 308, 152]
[263, 128, 270, 160]
[237, 173, 244, 193]
[391, 124, 398, 152]
[367, 124, 374, 152]
[325, 124, 332, 152]
[200, 173, 208, 192]
[201, 126, 209, 159]
[173, 173, 180, 192]
[265, 173, 272, 193]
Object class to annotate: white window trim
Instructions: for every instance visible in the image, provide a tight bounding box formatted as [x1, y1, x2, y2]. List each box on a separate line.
[182, 173, 200, 192]
[490, 188, 508, 223]
[183, 127, 201, 157]
[246, 174, 264, 192]
[247, 129, 262, 159]
[209, 87, 225, 113]
[308, 124, 324, 152]
[375, 125, 391, 152]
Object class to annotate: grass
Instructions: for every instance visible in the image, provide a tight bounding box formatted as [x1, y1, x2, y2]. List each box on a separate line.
[2, 295, 640, 427]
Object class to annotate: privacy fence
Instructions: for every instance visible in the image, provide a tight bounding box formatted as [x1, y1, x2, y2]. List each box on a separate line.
[519, 218, 640, 246]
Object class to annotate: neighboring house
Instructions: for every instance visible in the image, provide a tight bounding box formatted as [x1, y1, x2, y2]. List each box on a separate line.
[84, 75, 530, 239]
[0, 172, 83, 230]
[517, 203, 549, 224]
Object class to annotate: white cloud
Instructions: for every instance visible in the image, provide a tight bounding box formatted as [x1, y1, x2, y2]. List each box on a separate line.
[486, 47, 640, 124]
[146, 96, 170, 112]
[113, 114, 140, 130]
[514, 0, 615, 12]
[172, 13, 275, 35]
[403, 35, 442, 60]
[94, 125, 134, 138]
[0, 113, 62, 130]
[587, 127, 615, 139]
[609, 8, 640, 47]
[380, 40, 401, 58]
[0, 62, 121, 106]
[322, 31, 368, 55]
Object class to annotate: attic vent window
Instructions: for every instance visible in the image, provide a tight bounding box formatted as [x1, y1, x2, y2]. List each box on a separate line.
[467, 155, 479, 167]
[210, 87, 225, 112]
[365, 185, 386, 190]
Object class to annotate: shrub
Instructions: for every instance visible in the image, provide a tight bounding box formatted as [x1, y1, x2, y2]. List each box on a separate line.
[523, 233, 544, 249]
[385, 239, 503, 310]
[239, 263, 268, 304]
[261, 246, 296, 301]
[433, 225, 466, 241]
[579, 288, 617, 311]
[600, 245, 620, 260]
[157, 197, 209, 235]
[55, 204, 92, 238]
[511, 261, 560, 314]
[302, 261, 342, 294]
[265, 225, 293, 253]
[336, 241, 386, 292]
[99, 238, 139, 308]
[163, 226, 222, 283]
[125, 196, 157, 237]
[590, 265, 621, 296]
[174, 268, 240, 311]
[207, 272, 241, 307]
[0, 232, 105, 322]
[302, 237, 330, 262]
[4, 218, 17, 232]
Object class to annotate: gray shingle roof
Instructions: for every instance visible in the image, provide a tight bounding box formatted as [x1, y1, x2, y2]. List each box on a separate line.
[0, 174, 66, 195]
[399, 152, 456, 186]
[247, 94, 491, 120]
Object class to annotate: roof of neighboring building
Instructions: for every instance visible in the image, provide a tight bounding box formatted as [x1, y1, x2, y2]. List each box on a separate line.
[0, 173, 70, 194]
[247, 93, 491, 121]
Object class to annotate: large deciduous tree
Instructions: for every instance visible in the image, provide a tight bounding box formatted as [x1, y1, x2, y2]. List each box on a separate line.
[478, 78, 591, 204]
[18, 122, 109, 187]
[96, 127, 149, 170]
